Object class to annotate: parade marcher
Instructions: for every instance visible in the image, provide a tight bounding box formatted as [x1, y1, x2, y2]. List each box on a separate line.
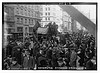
[3, 30, 96, 70]
[12, 46, 22, 65]
[28, 54, 35, 70]
[78, 45, 85, 67]
[86, 56, 96, 70]
[10, 57, 21, 70]
[70, 45, 77, 67]
[23, 50, 30, 69]
[64, 48, 70, 67]
[38, 55, 47, 67]
[51, 52, 58, 69]
[57, 57, 66, 67]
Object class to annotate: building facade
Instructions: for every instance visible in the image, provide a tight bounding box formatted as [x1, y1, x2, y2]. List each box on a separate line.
[4, 4, 42, 42]
[71, 19, 78, 32]
[41, 5, 62, 27]
[62, 11, 72, 33]
[40, 5, 78, 33]
[4, 4, 15, 41]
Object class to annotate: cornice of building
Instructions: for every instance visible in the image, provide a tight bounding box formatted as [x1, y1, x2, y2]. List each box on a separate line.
[41, 15, 55, 18]
[41, 21, 53, 22]
[15, 4, 41, 12]
[4, 20, 15, 23]
[14, 14, 42, 20]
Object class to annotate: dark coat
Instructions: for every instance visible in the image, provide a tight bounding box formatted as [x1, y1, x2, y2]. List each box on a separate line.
[10, 63, 21, 70]
[23, 56, 29, 69]
[70, 51, 77, 67]
[46, 49, 52, 59]
[28, 56, 35, 69]
[86, 60, 96, 70]
[23, 56, 35, 69]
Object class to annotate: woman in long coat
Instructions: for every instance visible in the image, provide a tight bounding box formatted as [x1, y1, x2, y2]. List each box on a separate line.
[70, 48, 77, 67]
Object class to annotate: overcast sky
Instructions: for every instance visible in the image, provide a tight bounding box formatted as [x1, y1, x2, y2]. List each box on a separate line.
[73, 5, 96, 23]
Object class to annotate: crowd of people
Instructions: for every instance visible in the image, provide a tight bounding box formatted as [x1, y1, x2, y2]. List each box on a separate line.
[2, 32, 97, 70]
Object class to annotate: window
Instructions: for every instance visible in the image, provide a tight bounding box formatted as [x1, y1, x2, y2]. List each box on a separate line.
[37, 12, 39, 18]
[30, 11, 32, 17]
[48, 7, 50, 11]
[30, 19, 32, 24]
[48, 12, 50, 15]
[9, 7, 14, 16]
[32, 5, 35, 10]
[29, 27, 33, 32]
[32, 19, 35, 24]
[28, 11, 30, 16]
[17, 17, 19, 23]
[32, 11, 35, 17]
[21, 18, 23, 23]
[17, 27, 23, 32]
[7, 28, 15, 34]
[48, 17, 50, 20]
[25, 9, 27, 16]
[7, 16, 14, 21]
[32, 19, 33, 24]
[4, 6, 9, 13]
[16, 7, 19, 14]
[45, 17, 47, 21]
[45, 8, 47, 11]
[35, 6, 38, 10]
[29, 19, 30, 24]
[21, 8, 23, 15]
[40, 8, 43, 11]
[25, 19, 27, 23]
[7, 23, 14, 27]
[35, 12, 38, 17]
[45, 13, 47, 15]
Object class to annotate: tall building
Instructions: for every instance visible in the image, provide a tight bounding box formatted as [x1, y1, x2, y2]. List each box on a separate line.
[61, 11, 72, 33]
[4, 4, 15, 41]
[41, 5, 62, 27]
[71, 19, 78, 32]
[75, 5, 96, 24]
[4, 4, 41, 42]
[74, 5, 96, 32]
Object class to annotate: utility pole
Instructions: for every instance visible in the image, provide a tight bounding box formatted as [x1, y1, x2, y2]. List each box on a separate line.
[62, 9, 64, 33]
[89, 9, 90, 19]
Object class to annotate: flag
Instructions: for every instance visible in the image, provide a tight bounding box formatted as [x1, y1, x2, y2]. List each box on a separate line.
[33, 21, 41, 31]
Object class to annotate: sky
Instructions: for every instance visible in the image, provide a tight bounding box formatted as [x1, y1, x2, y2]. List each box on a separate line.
[73, 5, 96, 24]
[57, 5, 96, 31]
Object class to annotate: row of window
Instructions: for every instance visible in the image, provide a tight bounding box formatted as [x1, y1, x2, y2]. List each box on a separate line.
[17, 27, 33, 32]
[6, 23, 15, 27]
[45, 7, 50, 11]
[15, 6, 40, 18]
[17, 27, 23, 32]
[5, 28, 15, 34]
[16, 17, 35, 25]
[6, 16, 14, 22]
[45, 12, 50, 16]
[45, 17, 50, 21]
[18, 5, 40, 12]
[4, 6, 14, 16]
